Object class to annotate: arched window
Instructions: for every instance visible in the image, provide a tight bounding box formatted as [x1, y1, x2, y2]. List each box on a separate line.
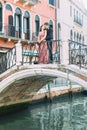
[0, 2, 2, 31]
[70, 30, 73, 40]
[58, 0, 60, 8]
[49, 20, 53, 38]
[79, 34, 81, 42]
[15, 8, 21, 15]
[83, 36, 84, 44]
[74, 32, 76, 41]
[35, 15, 40, 36]
[15, 8, 22, 38]
[49, 20, 53, 28]
[23, 11, 30, 40]
[77, 33, 79, 42]
[6, 4, 12, 11]
[58, 23, 61, 40]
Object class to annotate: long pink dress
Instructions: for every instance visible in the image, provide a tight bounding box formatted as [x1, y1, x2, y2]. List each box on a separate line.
[38, 31, 48, 64]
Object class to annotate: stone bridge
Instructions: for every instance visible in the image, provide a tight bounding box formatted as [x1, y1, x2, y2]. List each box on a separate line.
[0, 64, 87, 108]
[0, 41, 87, 110]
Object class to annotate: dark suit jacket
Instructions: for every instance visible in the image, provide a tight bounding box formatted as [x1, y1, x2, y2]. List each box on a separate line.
[45, 27, 53, 41]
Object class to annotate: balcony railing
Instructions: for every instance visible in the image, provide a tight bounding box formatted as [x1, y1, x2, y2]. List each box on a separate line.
[0, 25, 31, 40]
[14, 0, 38, 5]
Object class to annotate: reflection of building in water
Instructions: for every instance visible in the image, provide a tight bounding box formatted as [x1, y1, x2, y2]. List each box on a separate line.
[31, 98, 87, 130]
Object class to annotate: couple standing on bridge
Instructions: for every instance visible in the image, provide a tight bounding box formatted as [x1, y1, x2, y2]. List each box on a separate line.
[37, 22, 53, 64]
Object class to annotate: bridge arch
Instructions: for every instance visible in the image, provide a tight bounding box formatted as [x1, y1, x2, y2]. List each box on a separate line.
[0, 68, 87, 93]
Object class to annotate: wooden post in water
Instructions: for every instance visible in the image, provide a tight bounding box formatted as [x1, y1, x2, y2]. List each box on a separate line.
[67, 70, 72, 98]
[48, 83, 52, 103]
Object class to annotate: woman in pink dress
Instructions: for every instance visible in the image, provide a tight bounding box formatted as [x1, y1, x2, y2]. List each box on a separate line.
[38, 25, 48, 64]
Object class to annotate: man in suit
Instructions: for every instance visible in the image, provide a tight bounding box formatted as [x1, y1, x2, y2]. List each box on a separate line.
[44, 22, 53, 63]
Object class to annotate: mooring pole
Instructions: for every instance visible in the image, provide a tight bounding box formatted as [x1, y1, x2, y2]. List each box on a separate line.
[48, 83, 52, 103]
[67, 70, 72, 98]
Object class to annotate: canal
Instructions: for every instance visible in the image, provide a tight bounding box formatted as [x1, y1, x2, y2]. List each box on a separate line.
[0, 93, 87, 130]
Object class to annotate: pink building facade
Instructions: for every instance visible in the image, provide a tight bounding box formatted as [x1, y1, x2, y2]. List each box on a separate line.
[0, 0, 56, 50]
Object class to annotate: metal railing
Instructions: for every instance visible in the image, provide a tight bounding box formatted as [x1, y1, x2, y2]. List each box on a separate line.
[0, 25, 31, 40]
[69, 40, 87, 68]
[0, 47, 16, 74]
[22, 40, 61, 64]
[0, 40, 61, 74]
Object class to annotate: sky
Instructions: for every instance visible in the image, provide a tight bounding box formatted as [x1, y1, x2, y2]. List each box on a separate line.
[83, 0, 87, 8]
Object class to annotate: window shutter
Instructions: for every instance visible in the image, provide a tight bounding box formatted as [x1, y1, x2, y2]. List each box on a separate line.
[9, 15, 13, 25]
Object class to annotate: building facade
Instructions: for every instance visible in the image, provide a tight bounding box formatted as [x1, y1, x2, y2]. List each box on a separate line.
[0, 0, 87, 65]
[0, 0, 56, 52]
[56, 0, 87, 64]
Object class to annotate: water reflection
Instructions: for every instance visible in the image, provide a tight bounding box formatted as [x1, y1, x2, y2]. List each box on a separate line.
[0, 95, 87, 130]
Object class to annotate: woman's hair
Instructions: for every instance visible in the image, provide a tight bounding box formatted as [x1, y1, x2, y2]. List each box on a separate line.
[40, 25, 43, 31]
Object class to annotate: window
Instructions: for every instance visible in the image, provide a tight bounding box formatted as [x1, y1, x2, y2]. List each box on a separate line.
[35, 15, 40, 36]
[6, 4, 12, 11]
[23, 11, 30, 39]
[70, 30, 73, 40]
[82, 15, 83, 25]
[49, 20, 53, 28]
[49, 20, 53, 38]
[70, 6, 72, 17]
[24, 11, 30, 33]
[58, 0, 60, 8]
[49, 0, 54, 6]
[16, 15, 19, 31]
[24, 18, 27, 33]
[74, 9, 83, 26]
[15, 8, 22, 38]
[58, 23, 61, 40]
[74, 32, 76, 41]
[77, 11, 78, 21]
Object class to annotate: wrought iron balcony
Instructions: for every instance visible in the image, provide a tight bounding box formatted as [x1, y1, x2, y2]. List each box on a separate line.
[14, 0, 38, 5]
[0, 24, 31, 41]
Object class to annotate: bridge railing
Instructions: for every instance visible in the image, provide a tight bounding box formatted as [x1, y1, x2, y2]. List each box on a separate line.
[22, 40, 61, 64]
[0, 47, 16, 74]
[0, 40, 61, 74]
[69, 40, 87, 68]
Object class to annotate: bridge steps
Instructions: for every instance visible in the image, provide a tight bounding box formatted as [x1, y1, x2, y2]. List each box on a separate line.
[66, 65, 87, 82]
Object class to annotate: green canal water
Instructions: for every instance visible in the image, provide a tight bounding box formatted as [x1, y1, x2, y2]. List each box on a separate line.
[0, 93, 87, 130]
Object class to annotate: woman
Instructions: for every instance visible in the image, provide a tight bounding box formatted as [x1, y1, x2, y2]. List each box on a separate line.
[38, 25, 48, 64]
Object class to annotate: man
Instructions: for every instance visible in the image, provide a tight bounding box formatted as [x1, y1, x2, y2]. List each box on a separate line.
[44, 22, 53, 63]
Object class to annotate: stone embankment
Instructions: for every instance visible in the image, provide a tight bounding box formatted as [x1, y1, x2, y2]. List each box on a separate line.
[32, 85, 84, 103]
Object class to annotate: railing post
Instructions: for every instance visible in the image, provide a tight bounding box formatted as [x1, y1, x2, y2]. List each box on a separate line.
[15, 41, 22, 68]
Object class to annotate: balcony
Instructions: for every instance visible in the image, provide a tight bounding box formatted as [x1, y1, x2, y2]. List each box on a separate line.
[0, 24, 31, 42]
[14, 0, 38, 6]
